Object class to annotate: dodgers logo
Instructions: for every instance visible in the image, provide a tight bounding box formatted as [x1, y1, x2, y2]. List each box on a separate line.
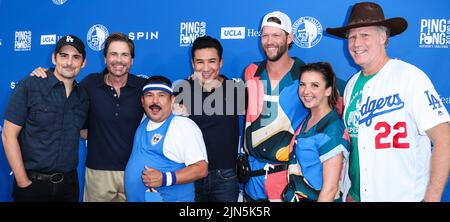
[359, 94, 405, 127]
[52, 0, 68, 5]
[87, 24, 109, 51]
[292, 16, 323, 48]
[424, 90, 442, 110]
[151, 133, 163, 145]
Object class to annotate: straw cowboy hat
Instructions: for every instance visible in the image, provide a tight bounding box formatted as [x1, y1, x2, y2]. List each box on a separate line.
[326, 2, 408, 38]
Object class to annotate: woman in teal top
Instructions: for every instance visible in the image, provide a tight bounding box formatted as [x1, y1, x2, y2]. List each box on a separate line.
[283, 62, 350, 202]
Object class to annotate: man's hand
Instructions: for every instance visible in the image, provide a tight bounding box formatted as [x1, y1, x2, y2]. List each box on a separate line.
[172, 103, 189, 117]
[188, 71, 202, 81]
[142, 166, 163, 188]
[16, 178, 32, 188]
[30, 67, 48, 78]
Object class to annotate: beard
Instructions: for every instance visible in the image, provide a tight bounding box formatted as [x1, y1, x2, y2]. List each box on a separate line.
[264, 43, 288, 62]
[57, 66, 77, 80]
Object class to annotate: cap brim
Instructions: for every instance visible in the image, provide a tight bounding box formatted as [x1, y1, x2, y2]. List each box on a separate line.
[56, 42, 86, 56]
[326, 17, 408, 38]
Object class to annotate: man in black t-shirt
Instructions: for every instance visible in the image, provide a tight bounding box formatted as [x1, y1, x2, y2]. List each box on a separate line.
[174, 36, 245, 202]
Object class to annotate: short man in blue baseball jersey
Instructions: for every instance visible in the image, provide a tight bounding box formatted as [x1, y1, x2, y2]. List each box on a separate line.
[125, 76, 208, 202]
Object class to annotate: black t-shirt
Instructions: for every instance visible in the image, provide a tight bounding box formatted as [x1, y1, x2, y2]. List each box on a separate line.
[174, 76, 244, 169]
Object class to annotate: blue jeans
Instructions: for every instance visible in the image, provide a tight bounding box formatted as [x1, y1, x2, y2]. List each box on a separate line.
[195, 168, 239, 202]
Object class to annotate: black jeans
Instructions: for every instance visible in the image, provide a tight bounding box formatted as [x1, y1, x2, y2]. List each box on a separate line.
[13, 170, 79, 202]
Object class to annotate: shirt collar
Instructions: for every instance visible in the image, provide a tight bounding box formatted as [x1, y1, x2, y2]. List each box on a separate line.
[97, 69, 139, 88]
[45, 68, 81, 95]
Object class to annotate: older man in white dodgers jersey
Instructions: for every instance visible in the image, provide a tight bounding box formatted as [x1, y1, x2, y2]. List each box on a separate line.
[327, 2, 450, 202]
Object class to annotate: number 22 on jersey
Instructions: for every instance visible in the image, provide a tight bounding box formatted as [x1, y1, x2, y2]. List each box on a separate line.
[375, 121, 410, 149]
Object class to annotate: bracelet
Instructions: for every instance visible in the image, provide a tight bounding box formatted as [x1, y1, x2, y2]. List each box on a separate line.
[161, 171, 167, 187]
[162, 171, 177, 186]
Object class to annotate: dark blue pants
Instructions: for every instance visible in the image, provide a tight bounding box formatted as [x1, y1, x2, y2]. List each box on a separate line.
[195, 168, 239, 202]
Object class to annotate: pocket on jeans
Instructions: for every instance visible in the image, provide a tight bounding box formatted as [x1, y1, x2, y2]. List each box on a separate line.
[15, 181, 33, 190]
[13, 181, 36, 198]
[217, 169, 238, 180]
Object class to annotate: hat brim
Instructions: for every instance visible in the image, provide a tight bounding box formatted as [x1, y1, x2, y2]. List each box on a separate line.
[326, 17, 408, 39]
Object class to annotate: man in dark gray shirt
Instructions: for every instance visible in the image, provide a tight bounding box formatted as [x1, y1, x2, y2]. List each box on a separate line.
[1, 35, 89, 202]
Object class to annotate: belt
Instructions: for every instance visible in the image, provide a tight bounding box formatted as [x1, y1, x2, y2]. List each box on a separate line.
[27, 171, 72, 184]
[249, 164, 288, 177]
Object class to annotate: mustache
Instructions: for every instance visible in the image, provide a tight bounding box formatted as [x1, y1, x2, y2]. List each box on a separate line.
[62, 65, 76, 69]
[111, 62, 127, 66]
[149, 104, 161, 110]
[263, 44, 278, 48]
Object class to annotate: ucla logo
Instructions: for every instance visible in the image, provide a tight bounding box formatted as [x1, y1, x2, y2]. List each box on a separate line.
[151, 133, 163, 146]
[359, 94, 405, 127]
[292, 16, 323, 48]
[52, 0, 68, 5]
[87, 24, 109, 51]
[221, 27, 246, 40]
[40, 34, 57, 45]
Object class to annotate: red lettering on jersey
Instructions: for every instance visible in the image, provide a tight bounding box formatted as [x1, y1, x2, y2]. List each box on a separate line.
[374, 121, 410, 149]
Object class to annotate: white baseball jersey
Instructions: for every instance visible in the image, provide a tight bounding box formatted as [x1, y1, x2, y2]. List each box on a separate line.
[146, 116, 209, 166]
[343, 59, 450, 202]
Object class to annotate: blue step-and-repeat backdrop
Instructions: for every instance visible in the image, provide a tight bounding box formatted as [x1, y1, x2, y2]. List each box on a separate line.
[1, 0, 449, 202]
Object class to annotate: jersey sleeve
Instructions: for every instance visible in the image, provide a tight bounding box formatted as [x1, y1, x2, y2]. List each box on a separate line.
[318, 124, 350, 162]
[409, 69, 450, 134]
[163, 117, 208, 166]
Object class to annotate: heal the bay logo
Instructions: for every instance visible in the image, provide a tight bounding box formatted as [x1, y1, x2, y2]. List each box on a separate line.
[419, 19, 450, 49]
[87, 24, 109, 51]
[180, 21, 206, 47]
[52, 0, 68, 5]
[292, 16, 323, 48]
